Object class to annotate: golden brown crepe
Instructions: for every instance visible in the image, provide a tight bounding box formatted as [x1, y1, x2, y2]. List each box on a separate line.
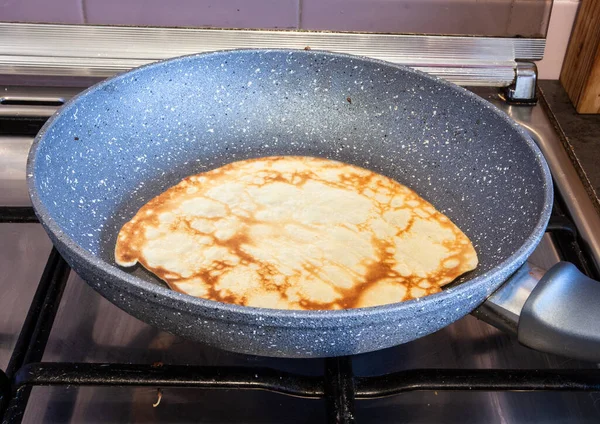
[115, 156, 477, 310]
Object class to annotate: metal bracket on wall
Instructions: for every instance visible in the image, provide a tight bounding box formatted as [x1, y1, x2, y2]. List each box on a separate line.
[0, 23, 545, 88]
[504, 61, 538, 103]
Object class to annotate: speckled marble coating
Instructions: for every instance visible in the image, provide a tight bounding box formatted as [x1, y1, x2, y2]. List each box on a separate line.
[27, 50, 553, 357]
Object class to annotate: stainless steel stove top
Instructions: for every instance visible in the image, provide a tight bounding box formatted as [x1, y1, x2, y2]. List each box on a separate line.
[1, 83, 600, 423]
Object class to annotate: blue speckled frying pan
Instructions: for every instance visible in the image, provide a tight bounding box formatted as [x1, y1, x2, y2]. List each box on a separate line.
[27, 50, 554, 358]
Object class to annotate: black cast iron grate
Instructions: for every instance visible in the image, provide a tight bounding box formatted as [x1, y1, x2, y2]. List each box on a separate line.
[1, 190, 599, 424]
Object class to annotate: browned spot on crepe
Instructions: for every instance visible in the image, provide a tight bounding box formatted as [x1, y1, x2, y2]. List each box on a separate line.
[115, 156, 478, 310]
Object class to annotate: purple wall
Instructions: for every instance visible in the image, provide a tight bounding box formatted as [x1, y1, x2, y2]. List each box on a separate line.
[0, 0, 551, 37]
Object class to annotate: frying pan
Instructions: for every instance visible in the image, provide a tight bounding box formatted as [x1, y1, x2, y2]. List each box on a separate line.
[27, 50, 600, 359]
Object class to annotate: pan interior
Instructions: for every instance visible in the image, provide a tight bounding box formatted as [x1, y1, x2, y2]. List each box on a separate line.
[31, 50, 550, 293]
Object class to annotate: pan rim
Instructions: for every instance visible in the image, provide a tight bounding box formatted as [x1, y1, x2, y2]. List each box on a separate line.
[27, 48, 554, 324]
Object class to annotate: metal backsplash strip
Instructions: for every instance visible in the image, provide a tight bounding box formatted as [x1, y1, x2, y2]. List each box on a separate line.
[0, 23, 544, 86]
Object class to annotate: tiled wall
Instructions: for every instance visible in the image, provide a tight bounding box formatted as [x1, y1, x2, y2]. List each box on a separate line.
[300, 0, 550, 37]
[1, 0, 84, 24]
[84, 0, 299, 29]
[1, 0, 552, 37]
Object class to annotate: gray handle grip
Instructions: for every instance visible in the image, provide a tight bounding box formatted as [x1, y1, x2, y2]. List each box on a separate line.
[518, 262, 600, 363]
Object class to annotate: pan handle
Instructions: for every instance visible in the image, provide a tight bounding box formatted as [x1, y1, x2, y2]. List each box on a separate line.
[517, 262, 600, 363]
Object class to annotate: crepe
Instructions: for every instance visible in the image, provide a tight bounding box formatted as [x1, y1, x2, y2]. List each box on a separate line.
[115, 156, 478, 310]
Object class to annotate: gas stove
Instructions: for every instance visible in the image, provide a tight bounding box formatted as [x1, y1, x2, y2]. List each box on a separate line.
[1, 24, 600, 424]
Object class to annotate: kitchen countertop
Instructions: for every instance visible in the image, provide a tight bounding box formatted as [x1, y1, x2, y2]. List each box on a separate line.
[538, 80, 600, 215]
